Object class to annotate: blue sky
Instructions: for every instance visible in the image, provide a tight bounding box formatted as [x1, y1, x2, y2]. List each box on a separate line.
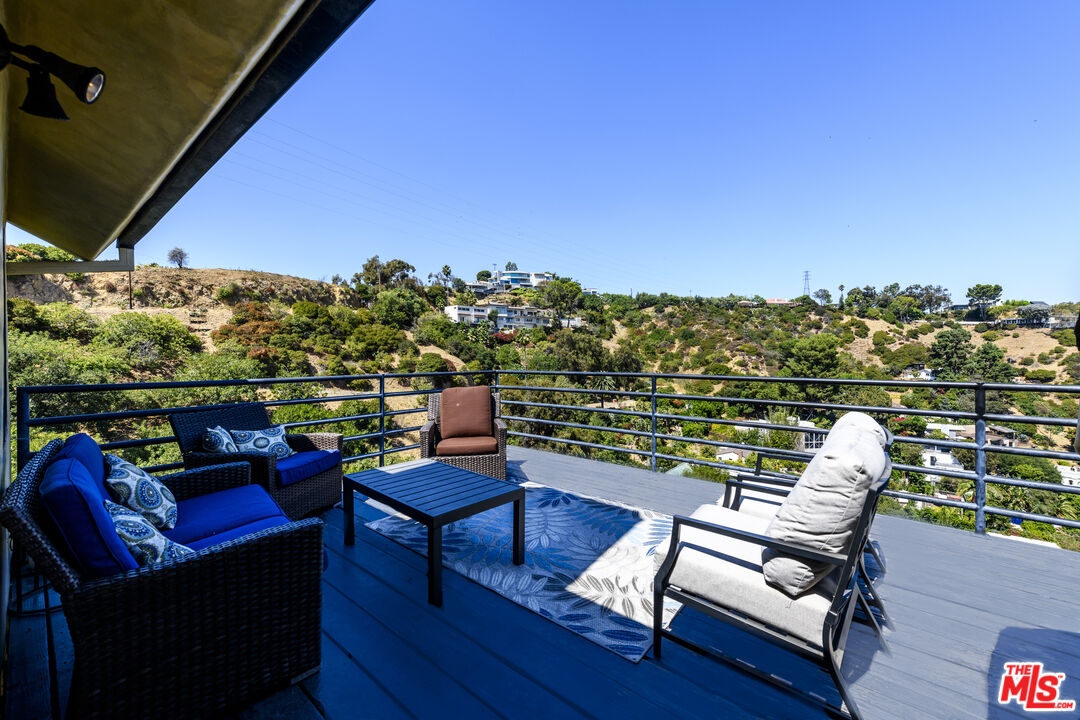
[10, 1, 1080, 302]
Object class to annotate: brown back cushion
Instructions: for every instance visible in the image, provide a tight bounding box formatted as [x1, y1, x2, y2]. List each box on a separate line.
[440, 386, 493, 439]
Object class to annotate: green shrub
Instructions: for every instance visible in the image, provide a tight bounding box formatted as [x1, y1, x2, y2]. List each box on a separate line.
[974, 323, 989, 333]
[94, 313, 201, 369]
[1025, 369, 1057, 383]
[215, 282, 240, 302]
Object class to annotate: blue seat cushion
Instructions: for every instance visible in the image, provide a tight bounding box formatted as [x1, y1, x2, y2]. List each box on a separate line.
[39, 458, 138, 578]
[276, 450, 341, 488]
[163, 484, 287, 547]
[53, 433, 107, 487]
[182, 516, 290, 551]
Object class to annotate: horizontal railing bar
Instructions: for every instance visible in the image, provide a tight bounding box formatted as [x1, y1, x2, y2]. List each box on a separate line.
[385, 444, 421, 455]
[884, 490, 978, 511]
[384, 426, 423, 437]
[981, 413, 1080, 428]
[500, 399, 653, 419]
[503, 415, 654, 438]
[498, 384, 654, 398]
[507, 430, 650, 457]
[653, 452, 764, 477]
[99, 436, 175, 451]
[984, 475, 1080, 495]
[983, 505, 1080, 531]
[984, 382, 1080, 393]
[386, 408, 428, 417]
[497, 369, 982, 389]
[143, 461, 185, 474]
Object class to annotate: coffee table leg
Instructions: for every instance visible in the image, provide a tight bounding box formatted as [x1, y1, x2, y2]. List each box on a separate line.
[344, 481, 355, 546]
[427, 523, 443, 607]
[513, 496, 525, 565]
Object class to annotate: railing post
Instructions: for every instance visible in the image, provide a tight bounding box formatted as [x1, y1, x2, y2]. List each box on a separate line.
[650, 375, 658, 472]
[16, 388, 30, 471]
[974, 382, 987, 534]
[378, 375, 386, 467]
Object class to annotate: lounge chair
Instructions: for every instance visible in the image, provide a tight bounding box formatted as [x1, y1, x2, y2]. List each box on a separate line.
[654, 412, 892, 720]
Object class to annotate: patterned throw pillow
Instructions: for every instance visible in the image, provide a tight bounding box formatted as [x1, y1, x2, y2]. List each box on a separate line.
[104, 453, 178, 530]
[229, 426, 294, 459]
[105, 499, 193, 566]
[202, 425, 238, 454]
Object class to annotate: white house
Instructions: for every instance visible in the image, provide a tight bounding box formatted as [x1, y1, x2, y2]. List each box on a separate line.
[444, 303, 585, 331]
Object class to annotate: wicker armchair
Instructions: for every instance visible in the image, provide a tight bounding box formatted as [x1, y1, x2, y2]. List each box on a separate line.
[420, 389, 507, 480]
[169, 402, 342, 519]
[0, 439, 324, 720]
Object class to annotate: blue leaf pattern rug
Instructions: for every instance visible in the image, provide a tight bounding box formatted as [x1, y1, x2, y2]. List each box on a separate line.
[366, 483, 682, 662]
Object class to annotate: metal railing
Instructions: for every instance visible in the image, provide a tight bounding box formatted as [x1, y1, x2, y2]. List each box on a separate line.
[14, 370, 1080, 535]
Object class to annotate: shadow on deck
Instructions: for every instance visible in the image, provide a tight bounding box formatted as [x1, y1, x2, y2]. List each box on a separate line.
[7, 446, 1080, 719]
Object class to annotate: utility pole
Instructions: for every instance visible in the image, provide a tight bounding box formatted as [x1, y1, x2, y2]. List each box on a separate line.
[802, 270, 811, 297]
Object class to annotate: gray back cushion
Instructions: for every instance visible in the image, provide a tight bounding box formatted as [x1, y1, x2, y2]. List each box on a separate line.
[762, 412, 890, 597]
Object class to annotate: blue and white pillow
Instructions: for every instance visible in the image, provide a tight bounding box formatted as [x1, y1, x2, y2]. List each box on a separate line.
[106, 500, 193, 566]
[202, 425, 238, 454]
[104, 453, 178, 530]
[229, 426, 294, 459]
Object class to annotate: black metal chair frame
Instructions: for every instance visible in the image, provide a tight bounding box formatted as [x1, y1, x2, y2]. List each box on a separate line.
[654, 475, 888, 720]
[0, 439, 324, 719]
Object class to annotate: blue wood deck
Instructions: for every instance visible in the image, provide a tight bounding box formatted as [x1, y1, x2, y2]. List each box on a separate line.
[7, 446, 1080, 719]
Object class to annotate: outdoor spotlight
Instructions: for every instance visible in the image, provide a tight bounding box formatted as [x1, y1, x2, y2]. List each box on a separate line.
[0, 23, 105, 120]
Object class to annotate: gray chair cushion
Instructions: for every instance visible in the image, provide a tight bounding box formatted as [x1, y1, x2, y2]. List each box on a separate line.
[665, 504, 832, 647]
[762, 412, 890, 597]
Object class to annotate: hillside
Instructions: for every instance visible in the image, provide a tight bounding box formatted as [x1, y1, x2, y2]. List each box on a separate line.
[8, 267, 359, 352]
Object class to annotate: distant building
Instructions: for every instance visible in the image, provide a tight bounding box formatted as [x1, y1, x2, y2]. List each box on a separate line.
[764, 298, 798, 307]
[901, 363, 936, 381]
[466, 270, 562, 296]
[444, 303, 583, 331]
[582, 287, 599, 296]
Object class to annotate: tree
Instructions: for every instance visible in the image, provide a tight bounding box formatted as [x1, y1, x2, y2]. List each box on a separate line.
[967, 341, 1015, 382]
[427, 265, 453, 288]
[476, 270, 492, 282]
[539, 278, 583, 328]
[929, 327, 975, 380]
[837, 284, 845, 310]
[505, 261, 518, 271]
[167, 247, 189, 268]
[1017, 305, 1050, 324]
[812, 289, 832, 305]
[370, 288, 427, 329]
[966, 283, 1003, 320]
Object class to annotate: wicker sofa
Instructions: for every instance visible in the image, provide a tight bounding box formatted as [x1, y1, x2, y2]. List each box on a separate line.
[169, 402, 343, 519]
[0, 438, 323, 720]
[420, 387, 507, 480]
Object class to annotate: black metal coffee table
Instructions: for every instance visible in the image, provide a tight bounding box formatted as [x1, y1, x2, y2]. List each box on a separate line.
[344, 460, 525, 606]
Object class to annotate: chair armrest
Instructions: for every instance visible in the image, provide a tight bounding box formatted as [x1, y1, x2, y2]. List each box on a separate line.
[158, 461, 252, 502]
[494, 418, 507, 453]
[420, 420, 437, 458]
[287, 433, 343, 452]
[670, 514, 846, 567]
[64, 519, 324, 695]
[723, 473, 796, 509]
[185, 450, 277, 484]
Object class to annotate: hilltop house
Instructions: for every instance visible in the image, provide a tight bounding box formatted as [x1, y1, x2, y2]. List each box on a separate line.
[444, 303, 584, 331]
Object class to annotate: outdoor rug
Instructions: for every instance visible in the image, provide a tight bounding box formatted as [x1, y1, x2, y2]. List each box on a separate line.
[366, 483, 681, 662]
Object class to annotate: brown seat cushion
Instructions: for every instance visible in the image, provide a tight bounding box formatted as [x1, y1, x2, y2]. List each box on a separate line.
[440, 386, 493, 439]
[436, 436, 498, 456]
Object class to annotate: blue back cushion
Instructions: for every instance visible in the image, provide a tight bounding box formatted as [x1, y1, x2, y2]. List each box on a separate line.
[39, 458, 138, 578]
[53, 433, 107, 487]
[276, 450, 341, 487]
